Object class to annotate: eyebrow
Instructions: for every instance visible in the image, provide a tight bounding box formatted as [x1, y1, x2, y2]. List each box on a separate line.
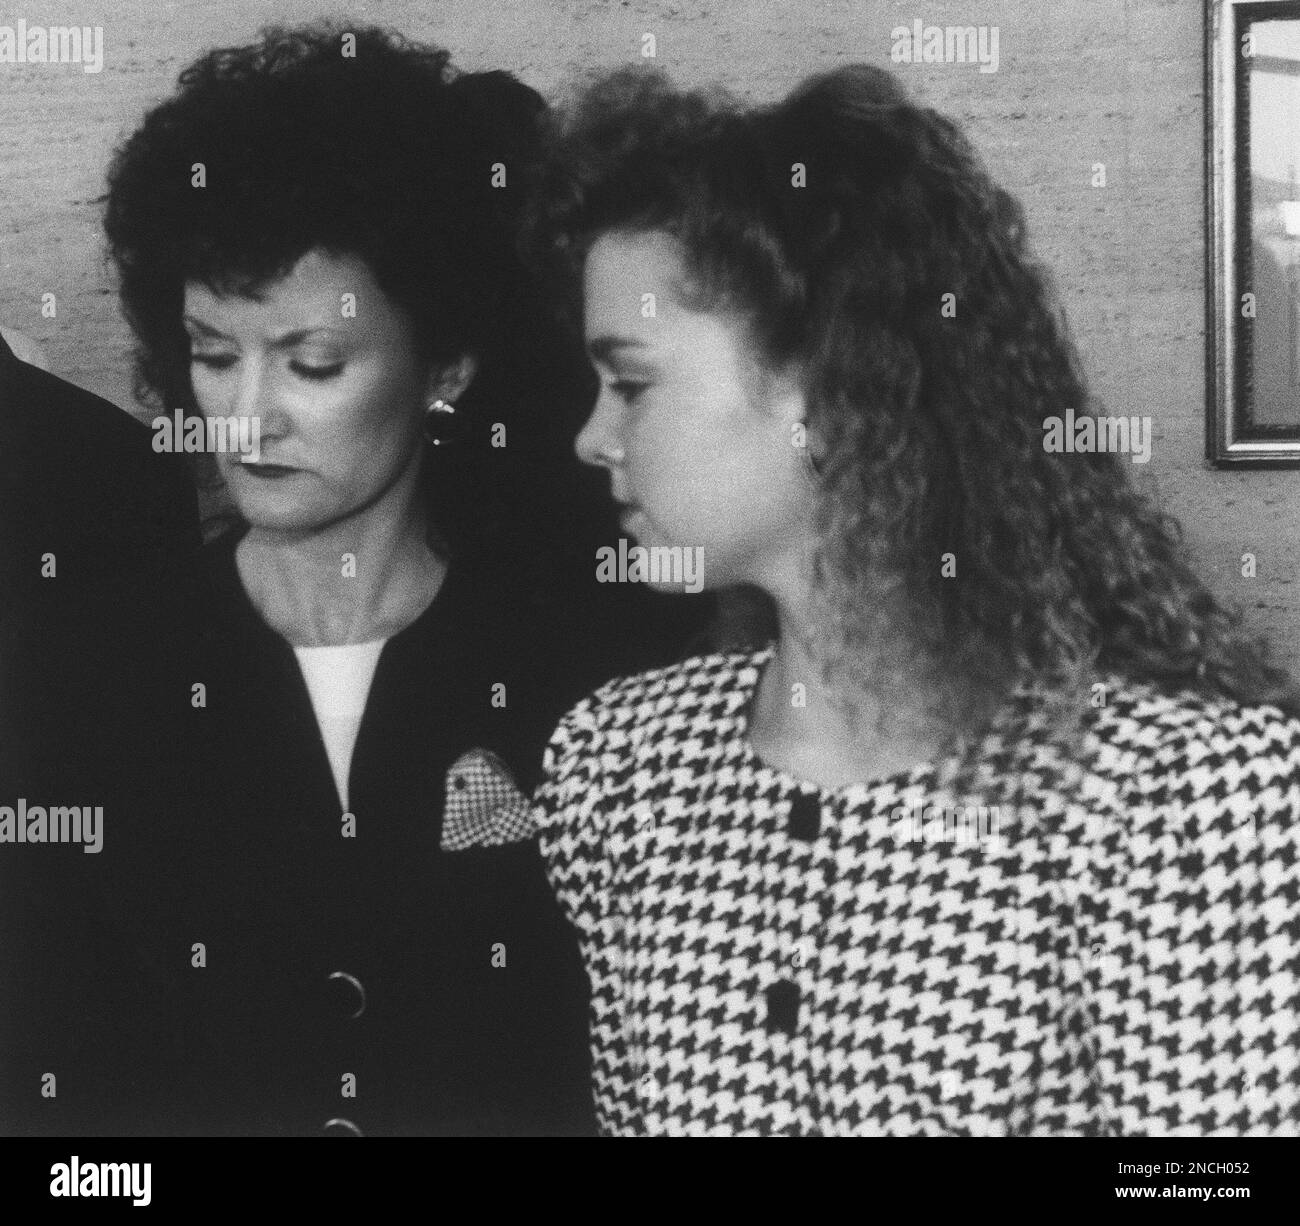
[586, 335, 650, 364]
[182, 316, 343, 347]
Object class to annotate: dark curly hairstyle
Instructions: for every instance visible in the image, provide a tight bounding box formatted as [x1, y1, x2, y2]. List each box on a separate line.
[101, 20, 603, 570]
[528, 63, 1300, 742]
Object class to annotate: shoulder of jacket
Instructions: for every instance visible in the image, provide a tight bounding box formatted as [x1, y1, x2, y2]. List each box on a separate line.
[1080, 679, 1300, 831]
[551, 647, 764, 748]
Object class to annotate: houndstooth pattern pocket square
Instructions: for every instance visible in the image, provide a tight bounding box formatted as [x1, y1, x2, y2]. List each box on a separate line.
[440, 747, 534, 851]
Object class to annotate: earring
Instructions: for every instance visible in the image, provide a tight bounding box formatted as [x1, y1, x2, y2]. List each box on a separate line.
[423, 398, 457, 447]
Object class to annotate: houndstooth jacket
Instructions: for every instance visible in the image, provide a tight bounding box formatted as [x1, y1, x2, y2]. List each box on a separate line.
[532, 645, 1300, 1136]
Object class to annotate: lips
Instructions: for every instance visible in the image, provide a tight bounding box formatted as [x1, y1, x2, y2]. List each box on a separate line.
[237, 462, 298, 478]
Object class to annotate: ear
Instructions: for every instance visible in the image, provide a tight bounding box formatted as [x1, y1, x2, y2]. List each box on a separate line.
[424, 353, 478, 405]
[766, 366, 823, 466]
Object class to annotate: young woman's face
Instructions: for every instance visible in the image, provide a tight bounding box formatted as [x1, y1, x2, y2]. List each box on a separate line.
[577, 229, 812, 592]
[183, 249, 431, 533]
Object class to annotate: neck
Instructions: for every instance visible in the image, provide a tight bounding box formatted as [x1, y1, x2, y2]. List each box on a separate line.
[748, 555, 950, 790]
[237, 447, 444, 647]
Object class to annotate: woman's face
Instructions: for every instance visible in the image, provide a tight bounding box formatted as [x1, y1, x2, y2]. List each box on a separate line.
[183, 249, 434, 533]
[577, 229, 813, 593]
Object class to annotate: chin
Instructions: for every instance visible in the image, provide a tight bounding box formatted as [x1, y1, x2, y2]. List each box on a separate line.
[228, 492, 325, 533]
[237, 509, 320, 534]
[648, 577, 711, 597]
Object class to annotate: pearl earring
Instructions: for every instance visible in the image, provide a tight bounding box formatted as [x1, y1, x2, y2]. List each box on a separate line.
[423, 398, 457, 447]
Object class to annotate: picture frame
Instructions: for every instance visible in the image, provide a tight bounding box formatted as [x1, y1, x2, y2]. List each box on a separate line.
[1206, 0, 1300, 465]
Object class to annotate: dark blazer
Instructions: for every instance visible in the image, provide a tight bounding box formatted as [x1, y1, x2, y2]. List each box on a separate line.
[176, 526, 698, 1136]
[0, 332, 202, 1135]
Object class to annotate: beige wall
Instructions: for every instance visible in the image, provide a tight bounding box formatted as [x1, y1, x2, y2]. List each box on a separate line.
[2, 0, 1296, 670]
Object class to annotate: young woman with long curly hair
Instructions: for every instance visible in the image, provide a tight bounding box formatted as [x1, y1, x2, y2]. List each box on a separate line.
[528, 63, 1300, 1136]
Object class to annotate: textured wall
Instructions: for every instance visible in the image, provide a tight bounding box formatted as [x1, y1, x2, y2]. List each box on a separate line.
[2, 0, 1296, 670]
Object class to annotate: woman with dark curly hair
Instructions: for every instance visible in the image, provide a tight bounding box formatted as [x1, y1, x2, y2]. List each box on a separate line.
[100, 23, 704, 1136]
[529, 63, 1300, 1136]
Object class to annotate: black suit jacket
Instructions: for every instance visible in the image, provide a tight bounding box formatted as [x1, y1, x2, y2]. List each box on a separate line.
[0, 332, 202, 1134]
[175, 527, 696, 1136]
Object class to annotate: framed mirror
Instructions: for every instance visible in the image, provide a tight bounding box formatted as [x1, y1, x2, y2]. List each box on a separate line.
[1207, 0, 1300, 465]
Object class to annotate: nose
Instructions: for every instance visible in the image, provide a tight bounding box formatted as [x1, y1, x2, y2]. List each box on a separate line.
[574, 387, 622, 470]
[223, 355, 287, 440]
[210, 352, 263, 423]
